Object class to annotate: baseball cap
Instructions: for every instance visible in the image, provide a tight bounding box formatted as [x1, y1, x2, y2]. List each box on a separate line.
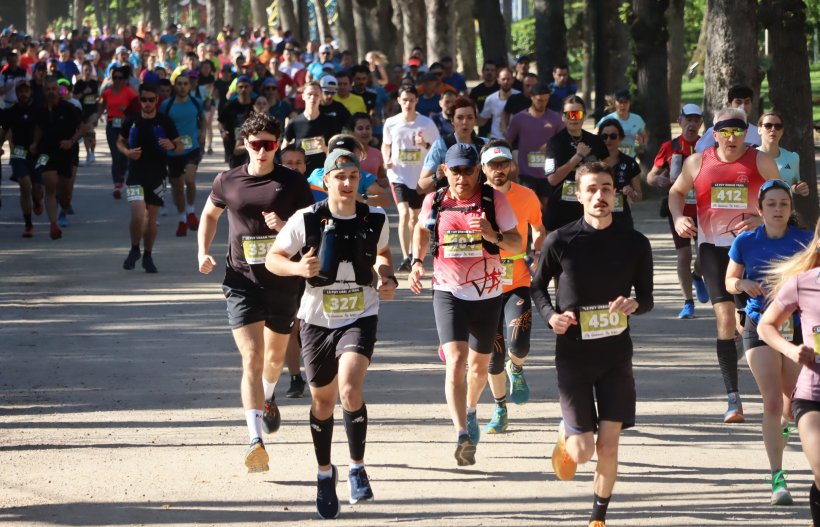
[319, 44, 333, 54]
[681, 103, 702, 117]
[614, 89, 631, 101]
[236, 74, 252, 84]
[261, 76, 278, 88]
[480, 145, 513, 165]
[141, 70, 160, 85]
[408, 57, 421, 67]
[115, 45, 128, 54]
[531, 82, 553, 96]
[515, 54, 530, 64]
[328, 136, 360, 153]
[445, 143, 479, 168]
[323, 149, 360, 174]
[320, 75, 338, 92]
[58, 43, 69, 52]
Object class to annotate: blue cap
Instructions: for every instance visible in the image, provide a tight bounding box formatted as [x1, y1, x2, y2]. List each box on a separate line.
[236, 74, 252, 85]
[444, 143, 479, 168]
[261, 76, 278, 88]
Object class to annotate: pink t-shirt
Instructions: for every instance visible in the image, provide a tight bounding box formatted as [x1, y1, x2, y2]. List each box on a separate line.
[361, 146, 383, 177]
[774, 268, 820, 402]
[419, 187, 518, 300]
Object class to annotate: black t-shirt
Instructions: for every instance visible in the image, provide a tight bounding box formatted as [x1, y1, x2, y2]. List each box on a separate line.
[503, 93, 531, 117]
[318, 100, 351, 129]
[353, 89, 377, 114]
[611, 152, 641, 225]
[209, 163, 314, 289]
[469, 82, 498, 137]
[218, 99, 254, 165]
[34, 100, 82, 155]
[4, 101, 38, 151]
[284, 113, 341, 174]
[213, 78, 232, 111]
[73, 79, 100, 113]
[119, 112, 180, 185]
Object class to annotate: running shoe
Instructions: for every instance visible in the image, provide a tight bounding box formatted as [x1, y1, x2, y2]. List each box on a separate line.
[286, 375, 306, 398]
[770, 469, 793, 505]
[49, 222, 62, 240]
[397, 256, 412, 272]
[678, 301, 695, 319]
[33, 199, 43, 216]
[589, 521, 606, 527]
[348, 466, 374, 504]
[88, 151, 95, 164]
[551, 420, 577, 481]
[176, 221, 188, 237]
[316, 465, 340, 519]
[506, 360, 530, 404]
[187, 212, 199, 231]
[142, 254, 158, 274]
[66, 204, 75, 215]
[693, 273, 709, 303]
[113, 184, 122, 200]
[782, 423, 797, 439]
[262, 397, 281, 433]
[484, 406, 508, 434]
[244, 437, 269, 473]
[466, 411, 480, 444]
[58, 211, 68, 228]
[207, 147, 214, 155]
[22, 225, 33, 238]
[724, 392, 744, 423]
[123, 247, 141, 270]
[454, 434, 476, 466]
[437, 345, 446, 363]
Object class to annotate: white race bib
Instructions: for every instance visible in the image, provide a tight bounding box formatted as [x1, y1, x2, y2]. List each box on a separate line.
[442, 230, 482, 258]
[322, 287, 365, 319]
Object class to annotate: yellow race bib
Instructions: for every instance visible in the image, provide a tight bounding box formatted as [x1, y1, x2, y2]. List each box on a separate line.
[241, 235, 276, 265]
[35, 154, 49, 168]
[11, 146, 27, 159]
[111, 117, 123, 128]
[614, 194, 624, 213]
[813, 325, 820, 356]
[527, 152, 546, 168]
[711, 183, 748, 209]
[322, 287, 365, 319]
[397, 149, 422, 164]
[83, 95, 97, 105]
[443, 230, 482, 258]
[180, 135, 193, 149]
[579, 305, 628, 340]
[301, 136, 325, 156]
[561, 180, 577, 202]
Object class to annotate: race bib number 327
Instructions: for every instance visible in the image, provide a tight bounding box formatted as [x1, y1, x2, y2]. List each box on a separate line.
[322, 288, 365, 319]
[579, 305, 628, 340]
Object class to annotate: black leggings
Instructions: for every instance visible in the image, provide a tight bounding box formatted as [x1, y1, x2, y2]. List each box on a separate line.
[489, 287, 533, 375]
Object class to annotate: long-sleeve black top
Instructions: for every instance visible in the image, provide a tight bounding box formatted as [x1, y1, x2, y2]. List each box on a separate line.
[531, 217, 654, 341]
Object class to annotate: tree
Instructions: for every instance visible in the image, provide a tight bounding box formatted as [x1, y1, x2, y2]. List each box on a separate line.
[394, 0, 426, 61]
[426, 0, 452, 62]
[206, 0, 224, 35]
[74, 0, 86, 29]
[475, 0, 508, 65]
[337, 0, 358, 56]
[702, 0, 759, 126]
[760, 0, 819, 226]
[251, 0, 268, 29]
[26, 0, 47, 38]
[593, 0, 630, 119]
[297, 0, 311, 45]
[454, 0, 477, 78]
[312, 0, 332, 44]
[278, 0, 299, 35]
[666, 0, 685, 120]
[225, 0, 241, 30]
[534, 0, 567, 79]
[353, 0, 396, 63]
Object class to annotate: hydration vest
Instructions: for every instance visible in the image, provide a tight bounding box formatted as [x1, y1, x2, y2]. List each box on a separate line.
[428, 185, 500, 257]
[442, 132, 486, 151]
[302, 199, 386, 287]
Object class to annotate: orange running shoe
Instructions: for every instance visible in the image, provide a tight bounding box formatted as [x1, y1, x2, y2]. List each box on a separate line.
[551, 420, 577, 481]
[589, 521, 606, 527]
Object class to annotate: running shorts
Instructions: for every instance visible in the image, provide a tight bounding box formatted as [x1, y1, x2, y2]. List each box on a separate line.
[433, 290, 502, 354]
[300, 315, 378, 387]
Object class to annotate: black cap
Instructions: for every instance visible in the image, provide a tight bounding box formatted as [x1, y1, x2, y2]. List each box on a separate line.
[329, 136, 360, 153]
[614, 89, 631, 101]
[444, 143, 479, 168]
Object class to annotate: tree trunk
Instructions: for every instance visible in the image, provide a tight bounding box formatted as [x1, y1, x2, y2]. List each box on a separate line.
[455, 0, 477, 78]
[760, 0, 818, 227]
[630, 0, 671, 164]
[147, 0, 162, 31]
[91, 0, 105, 33]
[703, 0, 759, 127]
[593, 0, 630, 119]
[297, 0, 310, 45]
[475, 0, 507, 66]
[426, 0, 452, 63]
[581, 0, 592, 104]
[27, 0, 47, 38]
[690, 2, 708, 76]
[207, 0, 224, 36]
[534, 0, 567, 79]
[74, 0, 86, 29]
[337, 0, 358, 55]
[502, 0, 512, 56]
[225, 0, 241, 31]
[396, 0, 426, 61]
[389, 0, 405, 64]
[666, 0, 684, 120]
[278, 0, 298, 34]
[251, 0, 267, 29]
[312, 0, 332, 44]
[354, 0, 390, 61]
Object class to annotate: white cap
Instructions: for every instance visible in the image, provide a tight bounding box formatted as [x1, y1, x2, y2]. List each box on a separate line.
[319, 75, 338, 91]
[681, 103, 702, 117]
[480, 146, 513, 165]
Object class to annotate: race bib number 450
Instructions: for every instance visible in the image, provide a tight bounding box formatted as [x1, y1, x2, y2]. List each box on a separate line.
[711, 183, 748, 209]
[242, 235, 276, 265]
[322, 288, 365, 319]
[579, 305, 628, 340]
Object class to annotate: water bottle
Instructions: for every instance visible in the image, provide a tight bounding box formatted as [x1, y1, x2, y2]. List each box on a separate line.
[153, 125, 166, 150]
[670, 153, 683, 183]
[128, 126, 139, 149]
[315, 220, 338, 286]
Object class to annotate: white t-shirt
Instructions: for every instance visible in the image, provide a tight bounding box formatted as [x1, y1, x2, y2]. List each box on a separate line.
[696, 125, 761, 152]
[480, 89, 520, 139]
[274, 205, 390, 328]
[382, 113, 440, 189]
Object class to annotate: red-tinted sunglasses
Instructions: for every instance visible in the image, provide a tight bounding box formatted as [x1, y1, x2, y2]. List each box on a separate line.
[247, 139, 278, 151]
[564, 110, 584, 120]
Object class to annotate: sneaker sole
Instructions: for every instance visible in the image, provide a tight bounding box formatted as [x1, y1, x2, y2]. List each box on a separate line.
[771, 490, 793, 506]
[455, 441, 476, 466]
[244, 444, 269, 473]
[724, 412, 745, 424]
[551, 424, 577, 481]
[484, 423, 508, 434]
[285, 392, 305, 399]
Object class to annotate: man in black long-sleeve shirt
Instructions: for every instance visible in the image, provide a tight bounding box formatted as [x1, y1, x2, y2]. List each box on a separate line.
[531, 161, 653, 527]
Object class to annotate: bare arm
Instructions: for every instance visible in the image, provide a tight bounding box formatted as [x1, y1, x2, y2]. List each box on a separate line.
[197, 198, 225, 274]
[758, 301, 815, 366]
[408, 222, 431, 294]
[725, 260, 765, 297]
[362, 182, 391, 208]
[668, 153, 700, 238]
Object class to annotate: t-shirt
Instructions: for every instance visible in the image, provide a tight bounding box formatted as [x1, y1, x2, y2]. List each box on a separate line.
[729, 225, 812, 323]
[480, 89, 520, 139]
[774, 268, 820, 402]
[1, 66, 29, 108]
[119, 112, 179, 185]
[160, 96, 203, 155]
[269, 99, 293, 126]
[443, 72, 467, 93]
[306, 168, 378, 197]
[352, 89, 378, 114]
[382, 112, 440, 189]
[283, 113, 342, 174]
[654, 135, 699, 217]
[418, 188, 518, 300]
[209, 163, 314, 289]
[761, 146, 800, 184]
[360, 146, 384, 177]
[498, 183, 542, 292]
[73, 79, 100, 113]
[318, 100, 351, 128]
[218, 99, 254, 167]
[696, 126, 762, 152]
[274, 205, 390, 328]
[4, 101, 38, 150]
[57, 60, 80, 81]
[34, 100, 82, 155]
[100, 86, 137, 125]
[610, 152, 642, 225]
[469, 82, 499, 137]
[505, 109, 564, 179]
[416, 93, 441, 117]
[333, 93, 367, 116]
[547, 82, 577, 112]
[595, 112, 646, 157]
[503, 93, 532, 118]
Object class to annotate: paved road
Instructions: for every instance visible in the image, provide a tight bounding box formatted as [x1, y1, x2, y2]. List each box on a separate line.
[0, 133, 816, 526]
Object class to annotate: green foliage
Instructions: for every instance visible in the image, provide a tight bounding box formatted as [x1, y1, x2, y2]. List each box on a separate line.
[683, 0, 705, 63]
[510, 17, 535, 58]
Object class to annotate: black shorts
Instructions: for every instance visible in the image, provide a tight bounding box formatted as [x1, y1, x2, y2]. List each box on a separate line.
[222, 270, 299, 333]
[390, 182, 424, 209]
[666, 212, 695, 250]
[490, 287, 533, 375]
[518, 174, 551, 200]
[433, 290, 503, 354]
[556, 335, 636, 435]
[793, 398, 820, 426]
[742, 315, 803, 351]
[698, 243, 734, 305]
[38, 152, 73, 179]
[71, 144, 80, 168]
[167, 149, 200, 179]
[300, 315, 378, 388]
[10, 157, 41, 184]
[125, 182, 165, 207]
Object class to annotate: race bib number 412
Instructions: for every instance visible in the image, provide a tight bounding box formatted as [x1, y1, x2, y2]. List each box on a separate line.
[711, 183, 748, 209]
[579, 305, 628, 340]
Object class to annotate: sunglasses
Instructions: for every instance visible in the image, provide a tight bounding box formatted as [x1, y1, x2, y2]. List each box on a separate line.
[237, 84, 250, 89]
[247, 139, 278, 151]
[263, 86, 276, 90]
[717, 128, 745, 138]
[323, 90, 337, 95]
[600, 133, 619, 141]
[140, 96, 157, 102]
[564, 110, 584, 120]
[449, 166, 475, 175]
[112, 76, 124, 80]
[762, 122, 783, 131]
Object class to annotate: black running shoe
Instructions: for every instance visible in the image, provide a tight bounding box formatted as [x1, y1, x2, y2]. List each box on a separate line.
[142, 253, 158, 273]
[286, 375, 306, 398]
[123, 247, 141, 270]
[397, 256, 412, 272]
[316, 465, 340, 519]
[348, 466, 374, 504]
[262, 397, 281, 434]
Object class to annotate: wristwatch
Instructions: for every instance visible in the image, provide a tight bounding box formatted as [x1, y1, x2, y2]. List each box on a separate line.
[386, 275, 399, 286]
[412, 258, 424, 267]
[496, 232, 504, 244]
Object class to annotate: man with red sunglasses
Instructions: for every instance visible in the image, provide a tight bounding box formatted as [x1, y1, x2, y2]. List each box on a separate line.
[197, 111, 313, 473]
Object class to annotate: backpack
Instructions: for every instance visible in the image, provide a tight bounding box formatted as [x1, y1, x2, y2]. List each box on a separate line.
[428, 184, 499, 258]
[163, 95, 203, 128]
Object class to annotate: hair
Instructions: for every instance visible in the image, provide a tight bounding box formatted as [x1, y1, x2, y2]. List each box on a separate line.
[481, 61, 497, 70]
[714, 106, 747, 124]
[597, 118, 625, 138]
[727, 84, 753, 102]
[765, 219, 820, 303]
[757, 111, 784, 127]
[348, 112, 371, 130]
[429, 61, 443, 71]
[328, 134, 364, 155]
[523, 72, 538, 81]
[576, 161, 615, 185]
[452, 95, 477, 116]
[563, 94, 586, 110]
[441, 88, 458, 98]
[138, 83, 158, 95]
[553, 62, 569, 71]
[280, 143, 306, 159]
[159, 78, 172, 88]
[303, 80, 322, 93]
[334, 70, 351, 81]
[398, 84, 418, 98]
[349, 64, 369, 77]
[240, 111, 281, 139]
[480, 138, 513, 157]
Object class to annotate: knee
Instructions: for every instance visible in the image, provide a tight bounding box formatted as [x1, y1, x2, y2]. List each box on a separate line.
[241, 352, 263, 379]
[339, 383, 362, 409]
[595, 439, 619, 464]
[311, 397, 336, 418]
[761, 393, 783, 416]
[569, 436, 596, 464]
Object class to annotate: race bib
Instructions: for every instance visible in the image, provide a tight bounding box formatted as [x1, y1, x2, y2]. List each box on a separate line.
[443, 230, 482, 259]
[83, 95, 96, 105]
[11, 146, 27, 159]
[180, 135, 193, 149]
[35, 154, 49, 168]
[242, 235, 276, 265]
[301, 136, 325, 156]
[685, 188, 697, 205]
[322, 287, 365, 319]
[111, 117, 123, 128]
[614, 194, 624, 213]
[711, 183, 748, 209]
[561, 180, 577, 202]
[579, 305, 628, 340]
[813, 325, 820, 357]
[779, 315, 795, 342]
[125, 185, 144, 202]
[501, 259, 514, 286]
[234, 126, 243, 138]
[397, 148, 422, 164]
[527, 152, 546, 168]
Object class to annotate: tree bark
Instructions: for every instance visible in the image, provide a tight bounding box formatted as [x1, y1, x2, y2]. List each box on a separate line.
[312, 0, 332, 44]
[396, 0, 426, 61]
[207, 0, 224, 36]
[91, 0, 105, 33]
[389, 0, 405, 64]
[593, 0, 630, 119]
[278, 0, 298, 34]
[703, 0, 759, 127]
[224, 0, 241, 31]
[630, 0, 671, 163]
[74, 0, 86, 29]
[534, 0, 567, 78]
[760, 0, 818, 226]
[690, 2, 708, 76]
[581, 0, 593, 104]
[502, 0, 512, 55]
[455, 0, 477, 78]
[666, 0, 684, 120]
[297, 0, 311, 45]
[337, 0, 358, 55]
[354, 0, 396, 61]
[426, 0, 452, 63]
[475, 0, 507, 66]
[251, 0, 268, 29]
[27, 0, 47, 38]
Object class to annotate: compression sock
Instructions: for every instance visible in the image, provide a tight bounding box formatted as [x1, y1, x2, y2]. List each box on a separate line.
[590, 493, 611, 523]
[178, 212, 186, 222]
[262, 378, 276, 400]
[494, 396, 507, 409]
[310, 411, 334, 467]
[24, 214, 32, 227]
[245, 409, 263, 441]
[811, 483, 820, 525]
[343, 404, 368, 461]
[716, 338, 739, 393]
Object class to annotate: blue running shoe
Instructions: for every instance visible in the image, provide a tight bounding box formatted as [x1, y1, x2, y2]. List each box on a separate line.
[693, 273, 709, 304]
[58, 211, 69, 228]
[484, 406, 508, 434]
[348, 466, 374, 504]
[316, 465, 340, 519]
[466, 411, 480, 444]
[678, 301, 695, 319]
[506, 360, 530, 404]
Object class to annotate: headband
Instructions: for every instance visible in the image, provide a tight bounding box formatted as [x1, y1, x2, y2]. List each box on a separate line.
[714, 118, 747, 131]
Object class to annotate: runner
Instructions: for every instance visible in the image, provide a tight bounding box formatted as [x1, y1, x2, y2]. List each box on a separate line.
[669, 106, 781, 423]
[597, 118, 641, 228]
[98, 66, 137, 199]
[531, 161, 654, 527]
[73, 60, 100, 165]
[266, 149, 397, 518]
[408, 143, 521, 465]
[725, 179, 812, 505]
[217, 74, 254, 169]
[307, 135, 390, 208]
[594, 89, 647, 157]
[198, 111, 313, 473]
[382, 85, 440, 270]
[758, 220, 820, 526]
[756, 112, 811, 199]
[696, 85, 762, 152]
[56, 78, 83, 228]
[282, 81, 341, 174]
[478, 140, 546, 434]
[477, 67, 518, 139]
[118, 83, 183, 273]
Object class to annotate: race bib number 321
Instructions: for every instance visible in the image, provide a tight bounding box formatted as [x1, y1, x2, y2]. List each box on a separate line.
[579, 305, 628, 340]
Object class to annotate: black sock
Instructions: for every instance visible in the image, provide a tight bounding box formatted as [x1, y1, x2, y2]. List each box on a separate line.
[131, 244, 140, 252]
[291, 374, 300, 382]
[811, 483, 820, 525]
[716, 339, 738, 393]
[494, 396, 506, 409]
[590, 493, 611, 522]
[343, 404, 367, 461]
[309, 411, 334, 467]
[684, 299, 694, 305]
[143, 250, 151, 257]
[23, 214, 32, 227]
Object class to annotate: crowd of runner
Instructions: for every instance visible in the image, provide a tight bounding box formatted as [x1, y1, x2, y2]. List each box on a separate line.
[1, 21, 819, 526]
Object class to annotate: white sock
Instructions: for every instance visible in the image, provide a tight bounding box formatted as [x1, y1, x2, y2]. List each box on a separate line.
[350, 463, 364, 471]
[178, 212, 186, 222]
[186, 204, 195, 214]
[245, 409, 263, 441]
[457, 428, 467, 438]
[318, 467, 334, 479]
[262, 378, 276, 400]
[467, 407, 476, 416]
